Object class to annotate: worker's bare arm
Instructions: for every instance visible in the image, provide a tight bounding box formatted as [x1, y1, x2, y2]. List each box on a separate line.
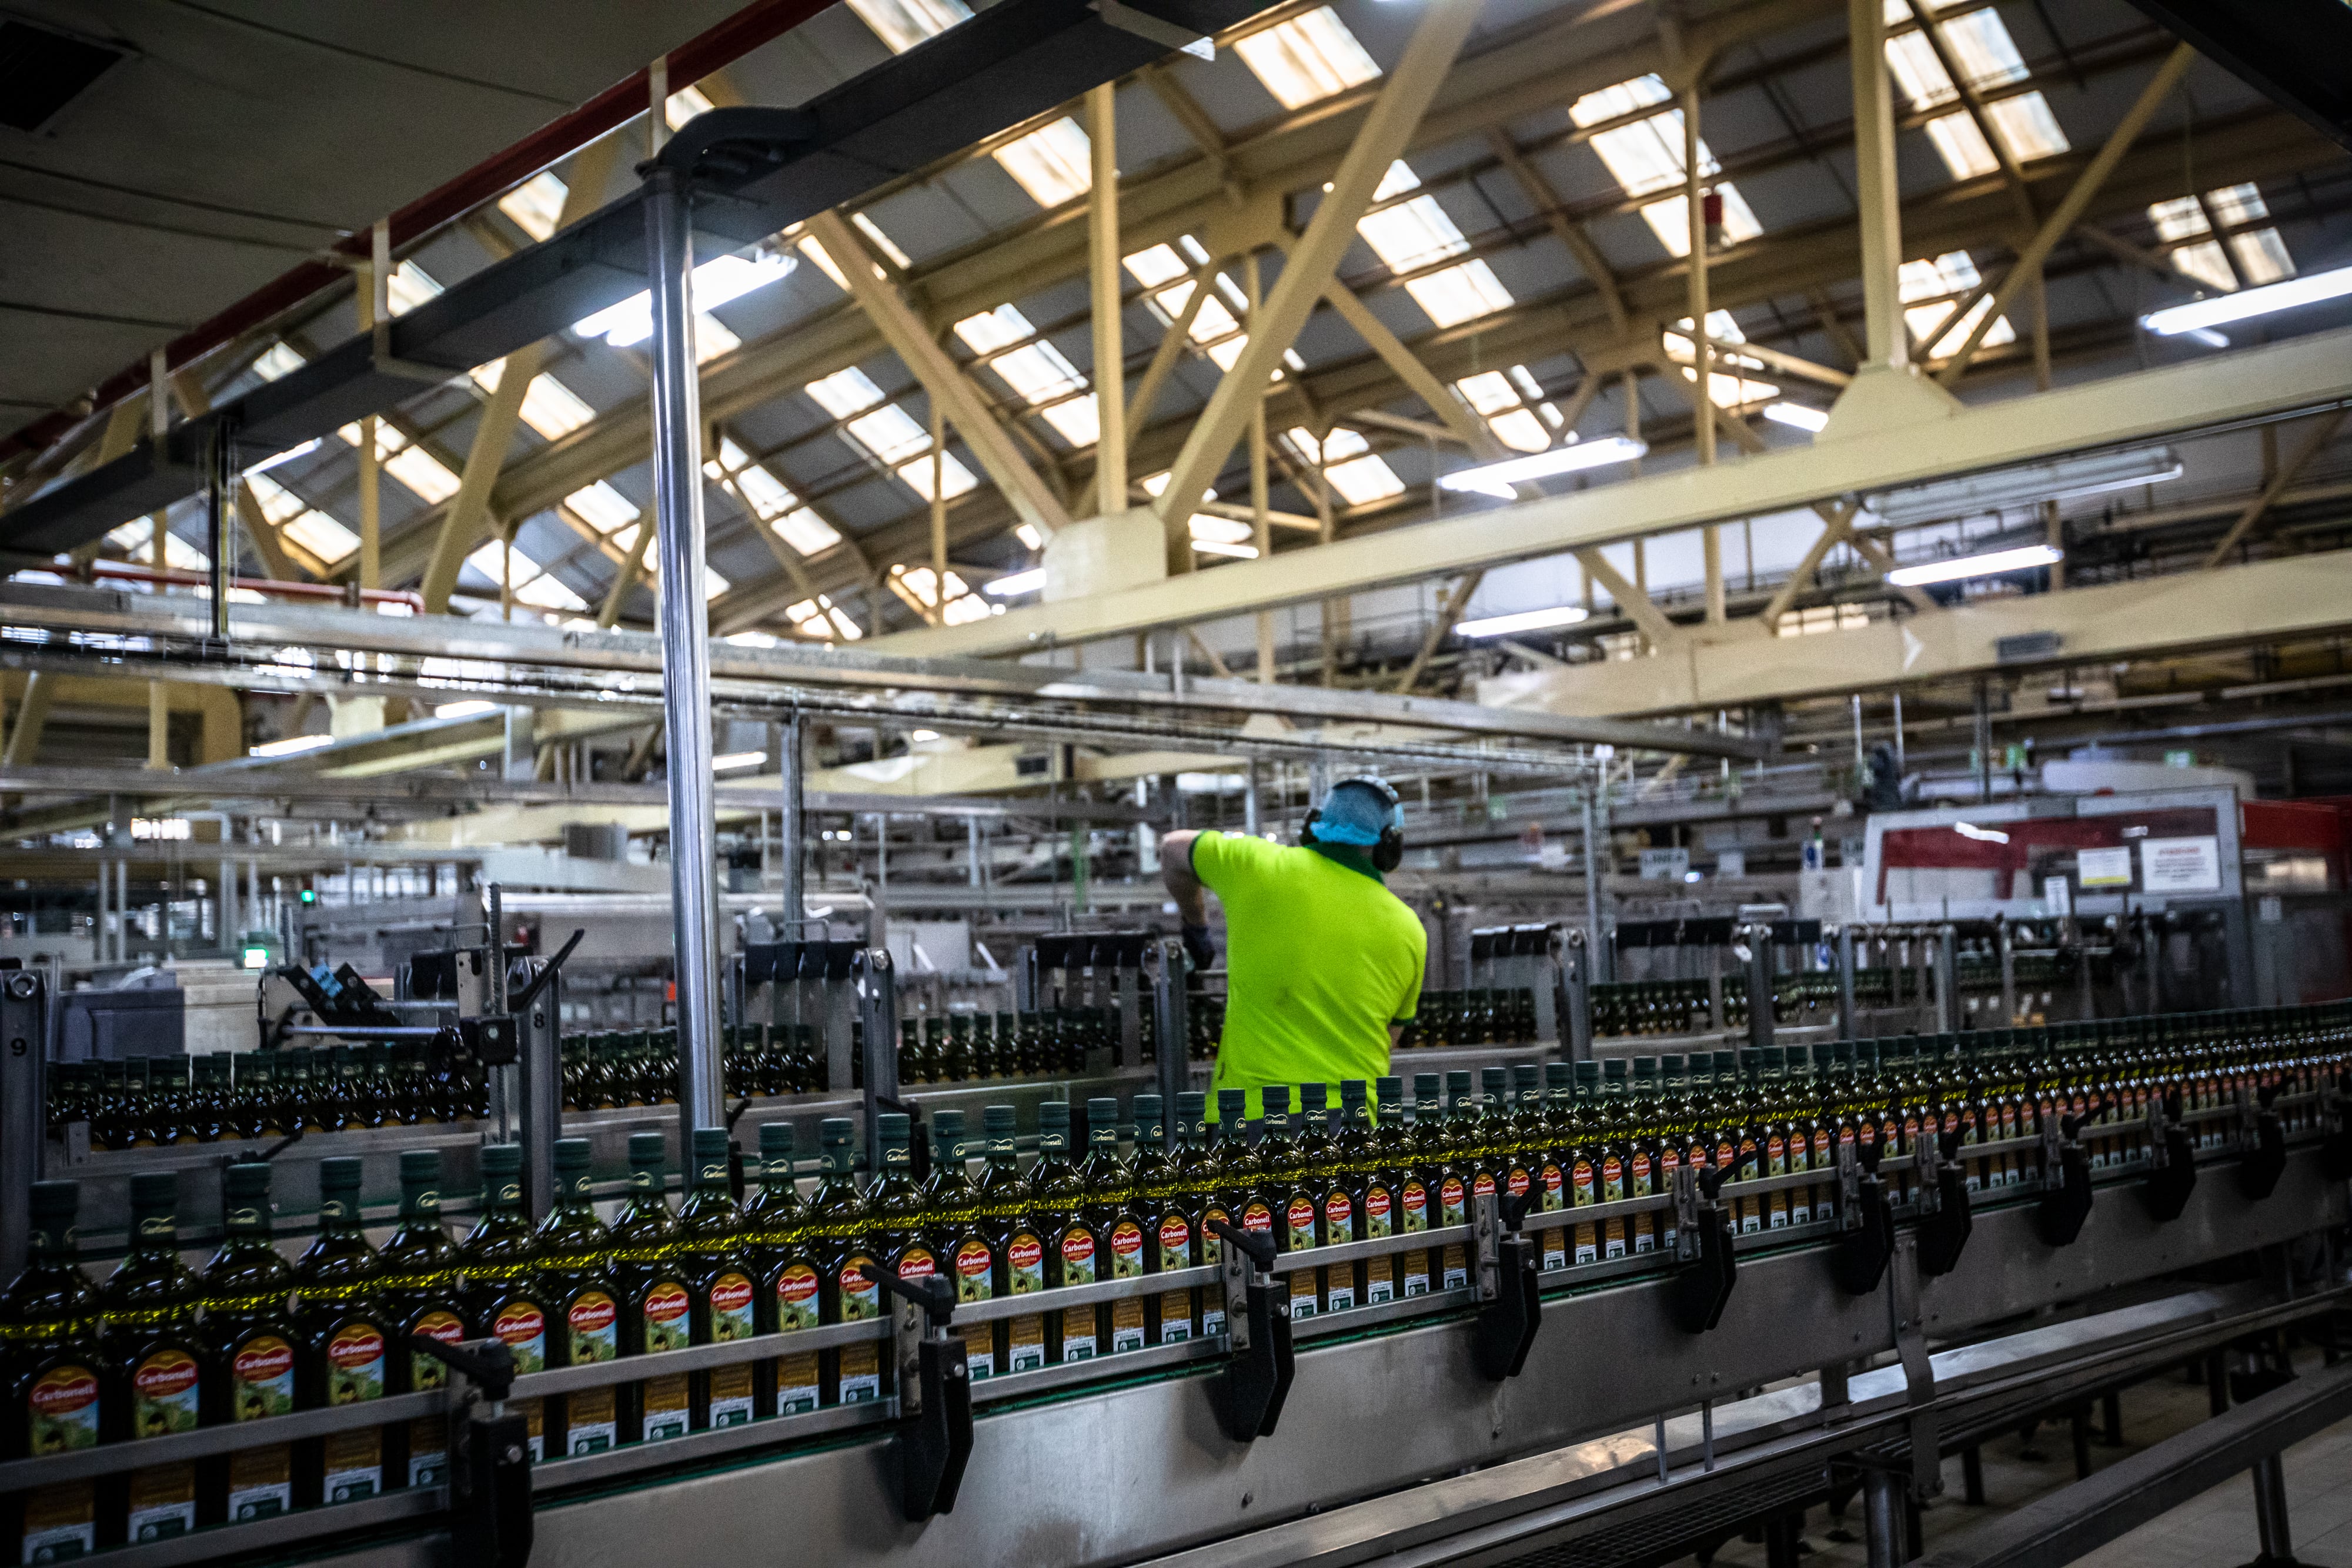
[1160, 830, 1209, 925]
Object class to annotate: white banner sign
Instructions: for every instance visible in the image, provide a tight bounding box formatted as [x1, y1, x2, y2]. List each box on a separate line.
[2140, 836, 2221, 894]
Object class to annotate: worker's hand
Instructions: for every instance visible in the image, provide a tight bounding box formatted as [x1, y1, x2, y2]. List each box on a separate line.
[1181, 922, 1217, 975]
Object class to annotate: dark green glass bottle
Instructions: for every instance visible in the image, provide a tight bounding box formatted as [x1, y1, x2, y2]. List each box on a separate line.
[456, 1145, 549, 1459]
[609, 1132, 686, 1439]
[974, 1104, 1044, 1374]
[292, 1157, 391, 1506]
[679, 1128, 759, 1430]
[379, 1150, 463, 1489]
[746, 1121, 822, 1417]
[537, 1138, 620, 1456]
[1030, 1102, 1098, 1363]
[5, 1182, 104, 1560]
[807, 1118, 883, 1405]
[201, 1162, 300, 1523]
[102, 1172, 204, 1544]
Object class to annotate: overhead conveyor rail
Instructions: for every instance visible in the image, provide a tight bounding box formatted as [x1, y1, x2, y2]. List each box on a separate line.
[0, 0, 1267, 561]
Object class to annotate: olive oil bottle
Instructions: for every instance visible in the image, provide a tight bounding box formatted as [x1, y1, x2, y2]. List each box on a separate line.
[101, 1172, 204, 1545]
[974, 1105, 1047, 1373]
[1156, 1092, 1211, 1342]
[291, 1157, 391, 1506]
[536, 1139, 620, 1456]
[1198, 1089, 1251, 1338]
[1124, 1095, 1185, 1345]
[807, 1118, 883, 1405]
[201, 1162, 299, 1523]
[745, 1121, 823, 1417]
[679, 1128, 757, 1430]
[924, 1111, 998, 1379]
[457, 1145, 550, 1459]
[379, 1151, 463, 1489]
[1568, 1061, 1603, 1265]
[609, 1132, 687, 1440]
[1361, 1076, 1412, 1301]
[1288, 1084, 1347, 1318]
[867, 1112, 932, 1396]
[1532, 1063, 1572, 1271]
[1030, 1102, 1098, 1363]
[5, 1182, 104, 1561]
[1083, 1098, 1148, 1355]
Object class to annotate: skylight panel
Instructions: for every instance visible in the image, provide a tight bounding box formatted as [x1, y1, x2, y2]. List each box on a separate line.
[2231, 230, 2295, 286]
[2209, 183, 2270, 227]
[1125, 245, 1188, 289]
[794, 233, 851, 290]
[1883, 5, 2069, 180]
[956, 306, 1088, 404]
[1452, 375, 1550, 450]
[847, 0, 972, 53]
[2146, 185, 2296, 291]
[853, 212, 912, 269]
[1922, 115, 2000, 179]
[806, 367, 888, 420]
[499, 172, 566, 242]
[1571, 76, 1763, 258]
[773, 509, 846, 556]
[110, 517, 211, 574]
[1665, 312, 1779, 407]
[384, 444, 461, 505]
[571, 252, 793, 347]
[566, 482, 639, 534]
[1285, 426, 1406, 505]
[896, 452, 978, 501]
[995, 118, 1093, 208]
[386, 260, 440, 316]
[1982, 93, 2068, 161]
[848, 404, 932, 465]
[243, 471, 306, 526]
[1405, 262, 1515, 327]
[250, 342, 305, 382]
[636, 549, 732, 600]
[1899, 252, 2013, 357]
[1357, 162, 1469, 272]
[283, 510, 358, 564]
[785, 594, 864, 641]
[1232, 8, 1381, 110]
[664, 85, 714, 131]
[471, 360, 596, 440]
[706, 439, 847, 557]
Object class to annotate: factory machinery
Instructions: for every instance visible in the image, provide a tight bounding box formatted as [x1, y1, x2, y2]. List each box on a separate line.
[6, 919, 2352, 1568]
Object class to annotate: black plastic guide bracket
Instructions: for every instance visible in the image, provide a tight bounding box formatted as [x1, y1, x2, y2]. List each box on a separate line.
[857, 1264, 973, 1522]
[1830, 1140, 1895, 1296]
[1671, 1147, 1756, 1333]
[1207, 1218, 1294, 1440]
[1913, 1130, 1973, 1278]
[407, 1335, 532, 1568]
[2036, 1101, 2102, 1248]
[2140, 1094, 2200, 1222]
[1472, 1191, 1542, 1381]
[2236, 1086, 2288, 1202]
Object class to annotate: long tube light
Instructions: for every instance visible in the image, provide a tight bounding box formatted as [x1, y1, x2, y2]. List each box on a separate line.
[1885, 543, 2061, 587]
[2140, 262, 2352, 337]
[1870, 446, 2181, 527]
[573, 252, 796, 347]
[984, 567, 1045, 597]
[1438, 436, 1648, 500]
[1454, 604, 1592, 638]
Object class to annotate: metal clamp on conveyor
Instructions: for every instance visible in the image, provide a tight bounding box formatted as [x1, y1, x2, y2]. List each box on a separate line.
[2141, 1092, 2200, 1221]
[1207, 1217, 1295, 1440]
[407, 1333, 533, 1568]
[1471, 1190, 1542, 1380]
[1829, 1139, 1895, 1295]
[1912, 1126, 1973, 1278]
[2236, 1085, 2290, 1201]
[2037, 1099, 2103, 1247]
[1669, 1144, 1756, 1333]
[858, 1263, 973, 1522]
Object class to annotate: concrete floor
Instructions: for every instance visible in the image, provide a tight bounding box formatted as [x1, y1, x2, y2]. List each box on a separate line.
[1691, 1345, 2350, 1567]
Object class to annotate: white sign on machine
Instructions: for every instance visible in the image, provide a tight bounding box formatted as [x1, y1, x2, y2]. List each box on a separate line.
[2139, 836, 2222, 894]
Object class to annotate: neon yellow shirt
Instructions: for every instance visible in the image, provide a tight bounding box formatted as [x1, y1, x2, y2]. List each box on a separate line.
[1191, 831, 1426, 1121]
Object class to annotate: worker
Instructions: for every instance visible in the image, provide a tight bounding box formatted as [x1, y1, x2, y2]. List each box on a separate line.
[1161, 775, 1428, 1122]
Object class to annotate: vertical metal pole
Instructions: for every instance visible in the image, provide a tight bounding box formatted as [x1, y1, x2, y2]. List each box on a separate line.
[517, 962, 561, 1224]
[1973, 678, 1993, 804]
[205, 421, 235, 641]
[857, 948, 900, 1160]
[1152, 937, 1189, 1143]
[965, 817, 983, 889]
[644, 163, 724, 1140]
[1746, 923, 1775, 1050]
[1087, 82, 1126, 517]
[1892, 690, 1906, 776]
[0, 971, 46, 1278]
[1242, 760, 1260, 838]
[1997, 918, 2017, 1028]
[1836, 922, 1858, 1041]
[779, 712, 804, 926]
[1582, 789, 1609, 982]
[1862, 1468, 1904, 1568]
[1933, 924, 1960, 1035]
[1846, 0, 1909, 375]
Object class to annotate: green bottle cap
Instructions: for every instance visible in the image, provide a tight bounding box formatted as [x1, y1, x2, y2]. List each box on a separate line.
[932, 1108, 967, 1139]
[319, 1156, 362, 1191]
[1603, 1058, 1628, 1082]
[1479, 1066, 1508, 1098]
[1573, 1061, 1601, 1088]
[1086, 1096, 1119, 1125]
[1177, 1091, 1206, 1121]
[1374, 1075, 1403, 1100]
[129, 1171, 178, 1210]
[1298, 1082, 1327, 1113]
[480, 1142, 523, 1176]
[1632, 1057, 1658, 1080]
[983, 1105, 1017, 1136]
[1412, 1072, 1441, 1102]
[1261, 1084, 1290, 1115]
[1037, 1101, 1070, 1129]
[1661, 1054, 1685, 1076]
[1545, 1061, 1573, 1090]
[223, 1161, 271, 1200]
[1340, 1079, 1368, 1108]
[29, 1179, 77, 1218]
[1217, 1088, 1247, 1122]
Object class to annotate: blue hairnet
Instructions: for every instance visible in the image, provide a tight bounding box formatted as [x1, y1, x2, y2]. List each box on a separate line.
[1315, 780, 1399, 847]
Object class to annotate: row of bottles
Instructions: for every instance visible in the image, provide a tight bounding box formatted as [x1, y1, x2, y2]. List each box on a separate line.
[47, 1047, 485, 1152]
[1588, 974, 1849, 1039]
[893, 1008, 1123, 1085]
[12, 1003, 2346, 1561]
[1395, 989, 1540, 1051]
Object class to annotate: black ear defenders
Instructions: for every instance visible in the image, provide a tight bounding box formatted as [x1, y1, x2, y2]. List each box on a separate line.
[1301, 775, 1405, 873]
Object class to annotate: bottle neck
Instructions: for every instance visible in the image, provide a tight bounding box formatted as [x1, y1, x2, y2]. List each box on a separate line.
[125, 1208, 179, 1259]
[396, 1184, 443, 1227]
[317, 1191, 366, 1236]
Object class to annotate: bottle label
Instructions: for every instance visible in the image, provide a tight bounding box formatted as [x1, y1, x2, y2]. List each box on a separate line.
[1007, 1233, 1046, 1372]
[28, 1362, 101, 1463]
[1439, 1177, 1466, 1225]
[642, 1282, 691, 1353]
[954, 1239, 996, 1303]
[1540, 1163, 1564, 1212]
[230, 1336, 295, 1422]
[407, 1416, 448, 1487]
[642, 1369, 690, 1440]
[1441, 1243, 1467, 1290]
[710, 1272, 756, 1342]
[130, 1349, 199, 1438]
[839, 1255, 881, 1322]
[1365, 1248, 1394, 1305]
[126, 1457, 196, 1542]
[1156, 1215, 1191, 1269]
[1057, 1230, 1097, 1285]
[20, 1481, 95, 1561]
[410, 1310, 464, 1391]
[1401, 1180, 1428, 1233]
[1109, 1222, 1145, 1279]
[568, 1292, 619, 1363]
[709, 1359, 755, 1429]
[1160, 1286, 1194, 1343]
[565, 1386, 617, 1454]
[1285, 1196, 1318, 1253]
[1290, 1266, 1319, 1319]
[1111, 1291, 1146, 1355]
[1365, 1185, 1392, 1238]
[1241, 1202, 1273, 1235]
[1473, 1172, 1496, 1200]
[775, 1264, 820, 1331]
[493, 1300, 547, 1374]
[1571, 1158, 1598, 1265]
[1505, 1167, 1531, 1200]
[326, 1321, 386, 1405]
[774, 1351, 821, 1415]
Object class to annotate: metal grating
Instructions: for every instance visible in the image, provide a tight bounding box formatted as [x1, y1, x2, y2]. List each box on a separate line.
[1479, 1467, 1829, 1568]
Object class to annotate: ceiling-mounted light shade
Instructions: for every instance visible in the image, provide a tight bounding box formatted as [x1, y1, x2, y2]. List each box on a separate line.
[1869, 446, 2181, 527]
[1762, 402, 1828, 433]
[1885, 543, 2060, 587]
[1454, 604, 1592, 638]
[984, 567, 1045, 597]
[2140, 262, 2352, 337]
[711, 750, 769, 771]
[1191, 539, 1260, 559]
[1438, 436, 1648, 499]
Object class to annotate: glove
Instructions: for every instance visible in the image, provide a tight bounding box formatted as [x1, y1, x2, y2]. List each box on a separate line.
[1181, 922, 1217, 975]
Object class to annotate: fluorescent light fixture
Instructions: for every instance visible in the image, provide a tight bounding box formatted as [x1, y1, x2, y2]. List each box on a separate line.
[248, 734, 334, 758]
[1762, 402, 1829, 433]
[2140, 262, 2352, 337]
[435, 700, 498, 720]
[1454, 604, 1593, 638]
[985, 567, 1045, 597]
[1953, 821, 2011, 844]
[2183, 327, 2230, 349]
[1437, 436, 1648, 499]
[1885, 543, 2061, 587]
[1870, 446, 2181, 527]
[1191, 539, 1260, 559]
[572, 252, 795, 346]
[711, 750, 769, 771]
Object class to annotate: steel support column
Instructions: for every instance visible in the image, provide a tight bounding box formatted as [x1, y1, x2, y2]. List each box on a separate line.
[644, 166, 725, 1140]
[780, 711, 806, 925]
[1848, 0, 1908, 374]
[1088, 83, 1127, 517]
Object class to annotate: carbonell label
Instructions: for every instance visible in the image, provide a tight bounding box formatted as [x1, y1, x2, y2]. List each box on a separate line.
[132, 1349, 200, 1439]
[1156, 1216, 1190, 1268]
[954, 1241, 994, 1302]
[569, 1293, 618, 1362]
[326, 1323, 386, 1403]
[710, 1273, 756, 1342]
[230, 1338, 295, 1420]
[776, 1265, 820, 1330]
[1109, 1223, 1144, 1278]
[1287, 1196, 1317, 1250]
[493, 1301, 547, 1373]
[1365, 1185, 1392, 1238]
[642, 1283, 690, 1352]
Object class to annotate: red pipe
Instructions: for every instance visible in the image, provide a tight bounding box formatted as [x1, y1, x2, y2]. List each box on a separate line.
[1, 0, 836, 462]
[81, 559, 427, 612]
